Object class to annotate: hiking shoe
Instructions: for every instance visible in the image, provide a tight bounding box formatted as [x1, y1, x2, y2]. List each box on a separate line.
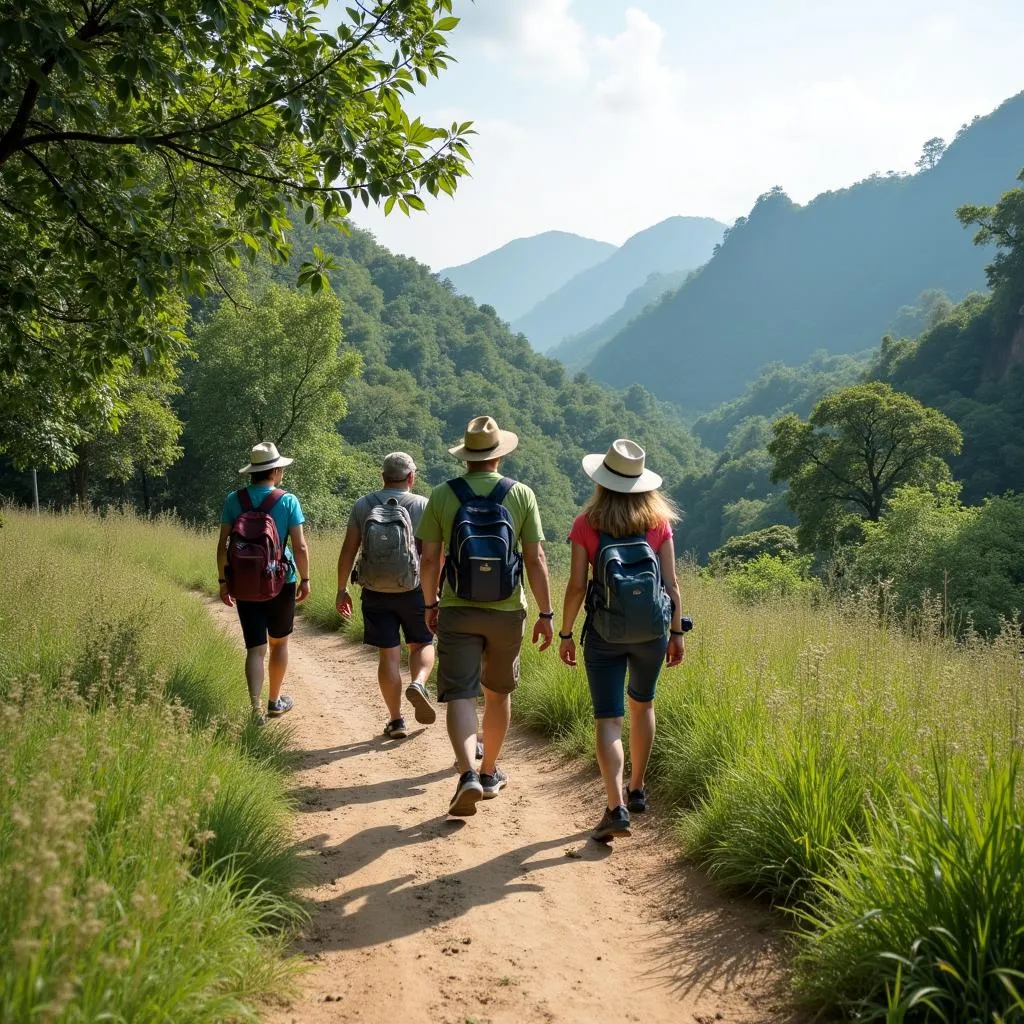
[448, 771, 483, 816]
[405, 681, 436, 725]
[626, 786, 648, 814]
[384, 717, 408, 739]
[266, 695, 294, 718]
[480, 767, 509, 799]
[592, 805, 632, 843]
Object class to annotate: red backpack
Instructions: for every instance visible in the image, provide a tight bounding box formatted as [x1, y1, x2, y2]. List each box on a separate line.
[226, 488, 290, 601]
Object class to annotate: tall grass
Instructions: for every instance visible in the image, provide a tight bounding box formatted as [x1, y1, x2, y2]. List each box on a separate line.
[0, 512, 301, 1021]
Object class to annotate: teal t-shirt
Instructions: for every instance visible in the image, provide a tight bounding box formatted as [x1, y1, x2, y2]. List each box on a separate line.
[221, 486, 305, 584]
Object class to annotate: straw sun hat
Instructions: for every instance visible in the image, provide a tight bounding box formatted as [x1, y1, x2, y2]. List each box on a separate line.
[582, 439, 662, 494]
[238, 441, 294, 475]
[448, 416, 519, 461]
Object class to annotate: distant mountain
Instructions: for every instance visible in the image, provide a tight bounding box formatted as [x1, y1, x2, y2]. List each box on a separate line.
[549, 269, 692, 371]
[587, 93, 1024, 412]
[511, 216, 726, 352]
[437, 231, 615, 323]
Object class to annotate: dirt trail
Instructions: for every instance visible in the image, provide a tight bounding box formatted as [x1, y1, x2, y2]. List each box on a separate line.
[208, 601, 789, 1024]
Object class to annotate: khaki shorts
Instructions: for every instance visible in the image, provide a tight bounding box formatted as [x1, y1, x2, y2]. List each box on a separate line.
[436, 606, 527, 702]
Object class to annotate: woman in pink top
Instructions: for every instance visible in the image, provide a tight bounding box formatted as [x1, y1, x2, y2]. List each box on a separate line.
[558, 439, 685, 842]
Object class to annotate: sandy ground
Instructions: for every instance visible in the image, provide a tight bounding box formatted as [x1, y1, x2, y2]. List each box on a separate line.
[208, 600, 791, 1024]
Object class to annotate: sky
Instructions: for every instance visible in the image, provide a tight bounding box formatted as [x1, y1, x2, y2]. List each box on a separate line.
[335, 0, 1024, 271]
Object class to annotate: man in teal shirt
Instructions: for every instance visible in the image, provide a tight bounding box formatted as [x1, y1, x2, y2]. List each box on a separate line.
[217, 442, 310, 720]
[418, 416, 554, 817]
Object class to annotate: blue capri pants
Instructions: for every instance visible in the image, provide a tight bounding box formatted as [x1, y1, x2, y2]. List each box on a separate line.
[582, 629, 669, 719]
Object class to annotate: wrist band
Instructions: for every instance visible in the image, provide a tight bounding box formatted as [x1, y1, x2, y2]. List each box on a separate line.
[538, 611, 554, 619]
[558, 631, 573, 640]
[301, 577, 310, 583]
[425, 602, 439, 610]
[670, 629, 686, 636]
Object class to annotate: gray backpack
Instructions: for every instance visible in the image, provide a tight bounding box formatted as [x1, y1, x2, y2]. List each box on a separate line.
[354, 496, 419, 593]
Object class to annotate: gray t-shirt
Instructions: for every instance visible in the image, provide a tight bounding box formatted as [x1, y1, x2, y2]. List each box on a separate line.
[348, 489, 428, 535]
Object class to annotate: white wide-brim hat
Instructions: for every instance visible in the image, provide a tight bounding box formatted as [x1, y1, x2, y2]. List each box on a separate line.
[448, 415, 519, 461]
[582, 439, 662, 494]
[239, 441, 294, 475]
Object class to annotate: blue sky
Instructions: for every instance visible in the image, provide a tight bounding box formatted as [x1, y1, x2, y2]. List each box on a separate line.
[339, 0, 1024, 270]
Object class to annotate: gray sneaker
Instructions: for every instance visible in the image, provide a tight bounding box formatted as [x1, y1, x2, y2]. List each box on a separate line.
[384, 717, 408, 739]
[480, 767, 509, 799]
[405, 681, 436, 725]
[449, 771, 484, 816]
[267, 695, 294, 718]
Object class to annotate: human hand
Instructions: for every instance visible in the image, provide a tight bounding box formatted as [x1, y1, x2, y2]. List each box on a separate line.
[336, 590, 353, 618]
[425, 606, 439, 635]
[533, 616, 553, 652]
[219, 581, 234, 607]
[666, 634, 685, 667]
[296, 579, 311, 603]
[559, 637, 576, 667]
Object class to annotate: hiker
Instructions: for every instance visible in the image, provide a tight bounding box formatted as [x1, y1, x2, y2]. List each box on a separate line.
[558, 439, 686, 842]
[417, 416, 554, 817]
[217, 441, 310, 720]
[335, 452, 437, 739]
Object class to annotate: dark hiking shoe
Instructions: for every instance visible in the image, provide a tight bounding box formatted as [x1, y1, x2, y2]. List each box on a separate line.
[384, 717, 408, 739]
[405, 681, 436, 725]
[266, 695, 294, 718]
[592, 805, 632, 843]
[626, 787, 648, 814]
[448, 771, 483, 816]
[480, 767, 509, 799]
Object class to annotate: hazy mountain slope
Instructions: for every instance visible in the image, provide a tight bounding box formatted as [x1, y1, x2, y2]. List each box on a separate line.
[588, 93, 1024, 412]
[549, 269, 692, 371]
[437, 231, 615, 323]
[512, 216, 726, 352]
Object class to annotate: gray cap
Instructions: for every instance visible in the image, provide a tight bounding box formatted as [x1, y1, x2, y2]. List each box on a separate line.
[382, 451, 417, 482]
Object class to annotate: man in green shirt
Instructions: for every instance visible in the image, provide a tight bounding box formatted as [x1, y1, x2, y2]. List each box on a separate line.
[418, 416, 554, 817]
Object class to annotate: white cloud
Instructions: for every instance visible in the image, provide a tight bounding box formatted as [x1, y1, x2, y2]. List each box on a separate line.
[459, 0, 588, 82]
[593, 8, 684, 119]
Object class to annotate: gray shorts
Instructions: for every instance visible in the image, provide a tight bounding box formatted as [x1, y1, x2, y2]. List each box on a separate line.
[435, 606, 527, 702]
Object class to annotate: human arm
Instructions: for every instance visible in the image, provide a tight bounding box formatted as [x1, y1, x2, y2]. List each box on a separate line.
[289, 524, 310, 602]
[419, 540, 443, 634]
[558, 541, 590, 666]
[216, 524, 233, 607]
[522, 541, 553, 651]
[658, 536, 685, 667]
[335, 523, 361, 617]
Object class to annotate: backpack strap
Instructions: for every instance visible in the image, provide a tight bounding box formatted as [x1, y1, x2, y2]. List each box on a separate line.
[447, 477, 477, 505]
[257, 488, 286, 513]
[237, 488, 253, 513]
[487, 477, 516, 506]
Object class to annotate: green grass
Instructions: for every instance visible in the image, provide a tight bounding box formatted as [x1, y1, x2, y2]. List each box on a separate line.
[0, 512, 301, 1021]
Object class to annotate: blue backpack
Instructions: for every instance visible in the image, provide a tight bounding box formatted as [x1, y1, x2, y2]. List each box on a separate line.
[444, 477, 523, 603]
[586, 532, 671, 643]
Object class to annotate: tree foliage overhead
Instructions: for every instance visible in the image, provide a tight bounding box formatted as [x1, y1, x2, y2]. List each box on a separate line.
[0, 0, 471, 462]
[768, 382, 963, 550]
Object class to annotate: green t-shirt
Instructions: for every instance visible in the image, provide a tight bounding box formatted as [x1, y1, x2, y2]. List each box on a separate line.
[416, 471, 544, 612]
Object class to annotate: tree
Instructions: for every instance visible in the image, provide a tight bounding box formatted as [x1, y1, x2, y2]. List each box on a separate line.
[768, 382, 963, 551]
[0, 0, 472, 460]
[915, 136, 946, 171]
[178, 281, 359, 524]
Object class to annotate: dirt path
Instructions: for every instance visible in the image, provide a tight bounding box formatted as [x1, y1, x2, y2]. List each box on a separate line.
[208, 601, 789, 1024]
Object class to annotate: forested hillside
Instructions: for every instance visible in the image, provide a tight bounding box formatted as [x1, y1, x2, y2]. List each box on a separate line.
[549, 269, 691, 371]
[512, 216, 724, 352]
[588, 93, 1024, 411]
[438, 230, 615, 323]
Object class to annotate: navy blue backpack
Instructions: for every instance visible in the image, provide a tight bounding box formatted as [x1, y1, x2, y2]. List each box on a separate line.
[444, 477, 523, 603]
[585, 532, 672, 643]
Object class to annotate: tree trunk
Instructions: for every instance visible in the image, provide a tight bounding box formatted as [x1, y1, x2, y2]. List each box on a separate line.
[140, 468, 151, 514]
[73, 445, 89, 510]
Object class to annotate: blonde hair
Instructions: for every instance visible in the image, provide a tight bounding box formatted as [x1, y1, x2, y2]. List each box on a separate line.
[582, 485, 679, 538]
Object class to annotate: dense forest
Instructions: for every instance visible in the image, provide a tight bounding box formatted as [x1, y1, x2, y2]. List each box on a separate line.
[587, 93, 1024, 411]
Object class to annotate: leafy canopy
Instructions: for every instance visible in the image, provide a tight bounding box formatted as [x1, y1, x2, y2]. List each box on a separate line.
[0, 0, 471, 454]
[768, 381, 963, 550]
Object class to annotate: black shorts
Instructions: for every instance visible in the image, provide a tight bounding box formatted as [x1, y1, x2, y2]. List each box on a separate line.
[236, 583, 297, 650]
[362, 588, 434, 649]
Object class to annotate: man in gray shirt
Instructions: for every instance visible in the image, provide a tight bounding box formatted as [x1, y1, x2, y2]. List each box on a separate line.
[336, 452, 436, 738]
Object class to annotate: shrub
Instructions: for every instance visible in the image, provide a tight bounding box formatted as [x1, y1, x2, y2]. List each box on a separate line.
[723, 552, 819, 604]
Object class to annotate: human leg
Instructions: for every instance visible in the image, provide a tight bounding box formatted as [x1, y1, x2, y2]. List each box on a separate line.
[245, 643, 267, 712]
[583, 632, 630, 814]
[375, 645, 403, 719]
[595, 716, 626, 810]
[267, 635, 289, 702]
[624, 635, 667, 802]
[479, 688, 511, 778]
[409, 642, 435, 687]
[446, 697, 480, 774]
[436, 608, 485, 773]
[478, 610, 526, 778]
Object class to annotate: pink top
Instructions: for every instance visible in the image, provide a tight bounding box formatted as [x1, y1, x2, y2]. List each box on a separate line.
[568, 514, 672, 567]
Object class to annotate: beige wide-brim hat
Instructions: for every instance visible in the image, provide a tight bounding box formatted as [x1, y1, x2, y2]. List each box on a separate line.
[238, 441, 294, 475]
[582, 439, 662, 494]
[448, 415, 519, 461]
